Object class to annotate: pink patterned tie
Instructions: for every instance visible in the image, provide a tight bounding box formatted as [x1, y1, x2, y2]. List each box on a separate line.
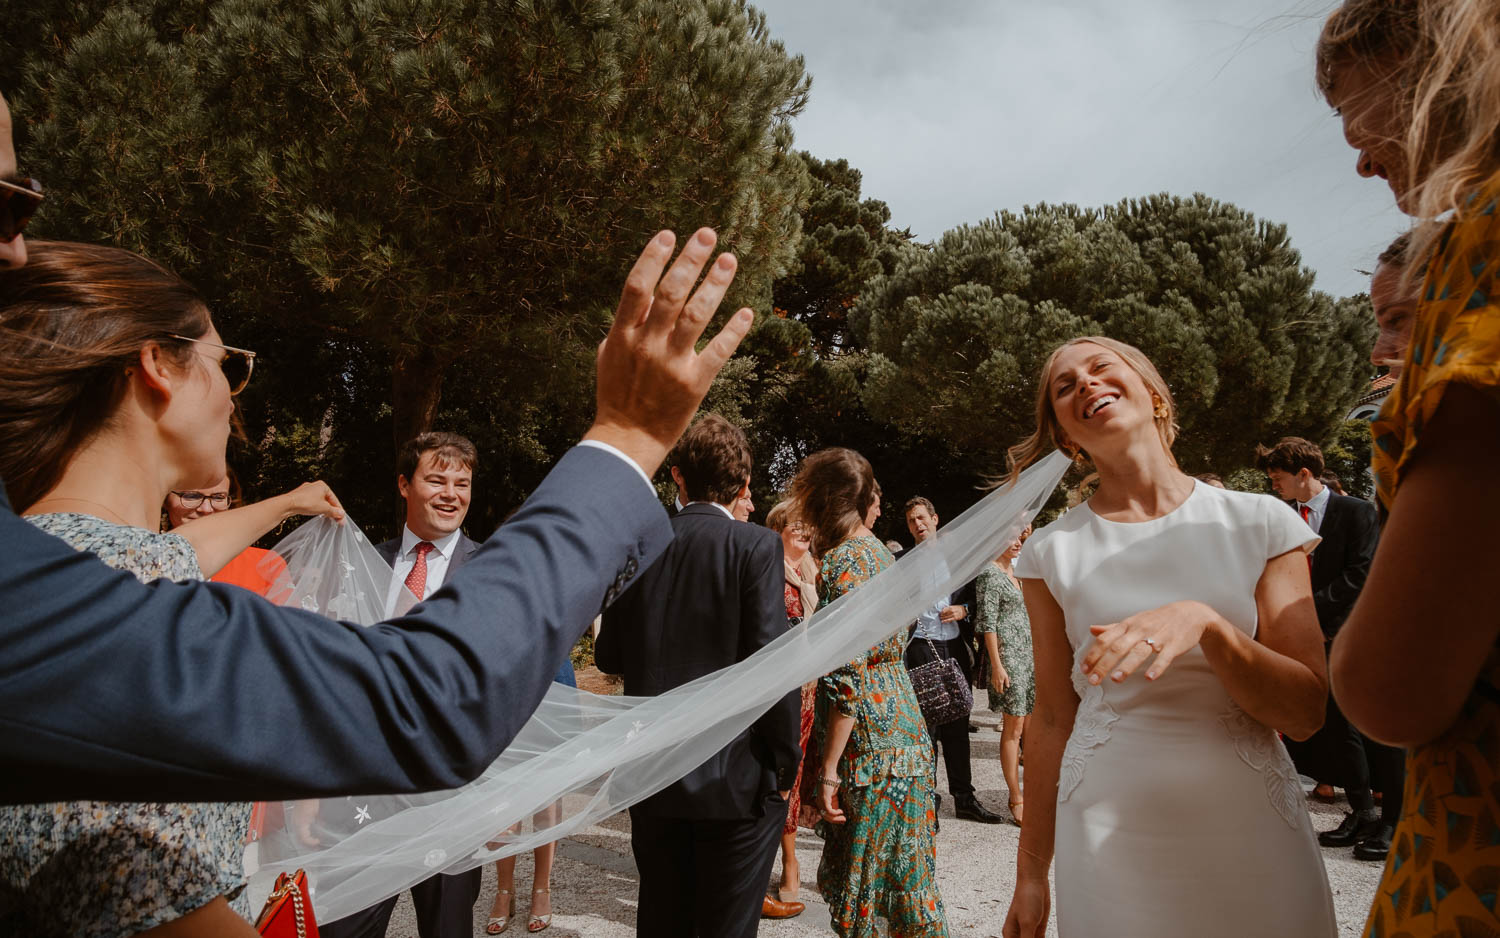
[403, 541, 436, 600]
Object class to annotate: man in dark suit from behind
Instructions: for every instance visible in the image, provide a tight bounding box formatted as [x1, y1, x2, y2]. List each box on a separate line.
[596, 414, 804, 936]
[322, 431, 483, 938]
[1259, 437, 1400, 861]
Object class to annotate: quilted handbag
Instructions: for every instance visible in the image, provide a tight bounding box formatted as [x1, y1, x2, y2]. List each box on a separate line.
[254, 869, 319, 938]
[908, 638, 973, 727]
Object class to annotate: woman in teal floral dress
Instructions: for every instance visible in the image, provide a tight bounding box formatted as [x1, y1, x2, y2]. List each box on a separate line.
[786, 448, 948, 938]
[974, 526, 1034, 825]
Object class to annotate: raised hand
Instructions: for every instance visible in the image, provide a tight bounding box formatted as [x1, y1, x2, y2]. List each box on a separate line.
[584, 228, 754, 477]
[281, 481, 345, 522]
[1080, 600, 1216, 685]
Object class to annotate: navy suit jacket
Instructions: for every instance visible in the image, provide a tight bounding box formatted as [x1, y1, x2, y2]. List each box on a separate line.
[0, 445, 670, 804]
[374, 530, 481, 583]
[1309, 493, 1380, 639]
[596, 503, 802, 819]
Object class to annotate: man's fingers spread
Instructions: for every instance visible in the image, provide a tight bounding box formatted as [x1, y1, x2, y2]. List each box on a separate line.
[615, 232, 676, 333]
[646, 228, 717, 332]
[694, 308, 754, 378]
[672, 252, 738, 348]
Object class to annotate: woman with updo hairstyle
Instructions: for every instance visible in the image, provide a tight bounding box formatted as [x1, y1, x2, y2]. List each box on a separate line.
[0, 241, 331, 937]
[1000, 336, 1333, 937]
[1317, 3, 1500, 936]
[784, 447, 948, 938]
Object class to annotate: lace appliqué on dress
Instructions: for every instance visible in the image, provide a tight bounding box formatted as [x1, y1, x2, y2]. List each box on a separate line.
[1058, 669, 1118, 802]
[1220, 703, 1304, 830]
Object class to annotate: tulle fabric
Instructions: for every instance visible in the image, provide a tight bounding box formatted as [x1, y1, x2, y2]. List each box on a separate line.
[244, 451, 1070, 920]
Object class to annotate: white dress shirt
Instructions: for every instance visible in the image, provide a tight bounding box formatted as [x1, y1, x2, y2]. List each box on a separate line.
[384, 526, 466, 617]
[1296, 485, 1332, 535]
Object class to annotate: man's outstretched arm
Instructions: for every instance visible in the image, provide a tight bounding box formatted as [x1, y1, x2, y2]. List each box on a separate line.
[0, 229, 753, 804]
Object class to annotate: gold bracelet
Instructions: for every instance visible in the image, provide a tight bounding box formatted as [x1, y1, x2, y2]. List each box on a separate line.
[817, 777, 841, 788]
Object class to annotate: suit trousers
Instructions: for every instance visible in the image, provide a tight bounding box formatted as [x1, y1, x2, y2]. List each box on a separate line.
[629, 791, 787, 938]
[904, 637, 975, 798]
[318, 869, 482, 938]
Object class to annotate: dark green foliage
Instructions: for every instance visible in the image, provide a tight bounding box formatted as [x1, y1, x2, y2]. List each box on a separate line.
[13, 0, 810, 537]
[1319, 418, 1376, 501]
[854, 194, 1378, 483]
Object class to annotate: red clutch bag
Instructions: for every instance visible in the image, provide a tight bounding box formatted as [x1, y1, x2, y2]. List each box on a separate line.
[254, 869, 320, 938]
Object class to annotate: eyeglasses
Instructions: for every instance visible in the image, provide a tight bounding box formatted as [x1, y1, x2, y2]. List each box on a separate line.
[168, 334, 257, 395]
[172, 490, 231, 509]
[0, 176, 44, 243]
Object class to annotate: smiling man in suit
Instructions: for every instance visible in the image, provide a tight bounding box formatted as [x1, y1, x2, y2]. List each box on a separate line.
[1259, 436, 1397, 861]
[322, 431, 483, 938]
[596, 413, 803, 936]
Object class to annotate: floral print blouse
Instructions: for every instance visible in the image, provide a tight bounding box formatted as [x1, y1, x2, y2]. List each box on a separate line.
[0, 513, 252, 937]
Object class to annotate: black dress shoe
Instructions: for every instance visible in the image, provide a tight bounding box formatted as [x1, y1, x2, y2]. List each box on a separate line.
[1353, 822, 1395, 861]
[1319, 810, 1378, 848]
[968, 722, 980, 733]
[954, 795, 1005, 824]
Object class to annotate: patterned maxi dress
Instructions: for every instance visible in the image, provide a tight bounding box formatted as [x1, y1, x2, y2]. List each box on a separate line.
[0, 514, 252, 937]
[1362, 182, 1500, 938]
[814, 535, 948, 938]
[785, 579, 819, 832]
[974, 565, 1035, 716]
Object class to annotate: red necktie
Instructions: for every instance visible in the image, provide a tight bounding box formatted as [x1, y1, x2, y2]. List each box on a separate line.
[403, 541, 436, 600]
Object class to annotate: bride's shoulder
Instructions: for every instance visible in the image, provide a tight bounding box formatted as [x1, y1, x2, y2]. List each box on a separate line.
[1188, 481, 1289, 526]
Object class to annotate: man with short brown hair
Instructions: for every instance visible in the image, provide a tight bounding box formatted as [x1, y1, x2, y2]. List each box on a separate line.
[597, 413, 803, 934]
[1256, 436, 1387, 859]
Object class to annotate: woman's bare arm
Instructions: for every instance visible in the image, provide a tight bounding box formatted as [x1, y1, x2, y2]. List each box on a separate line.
[1332, 384, 1500, 746]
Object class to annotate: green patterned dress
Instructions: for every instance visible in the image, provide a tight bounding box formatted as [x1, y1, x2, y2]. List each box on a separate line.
[974, 565, 1035, 716]
[814, 535, 949, 938]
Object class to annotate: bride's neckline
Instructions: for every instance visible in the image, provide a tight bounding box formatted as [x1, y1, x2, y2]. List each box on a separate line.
[1081, 479, 1200, 527]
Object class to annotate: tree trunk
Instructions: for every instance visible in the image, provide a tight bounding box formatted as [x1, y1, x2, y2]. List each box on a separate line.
[391, 347, 448, 461]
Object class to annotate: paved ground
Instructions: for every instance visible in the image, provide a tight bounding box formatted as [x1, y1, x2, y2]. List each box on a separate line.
[387, 704, 1385, 937]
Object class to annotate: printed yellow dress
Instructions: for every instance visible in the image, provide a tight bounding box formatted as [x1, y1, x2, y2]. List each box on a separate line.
[814, 535, 948, 938]
[1363, 185, 1500, 938]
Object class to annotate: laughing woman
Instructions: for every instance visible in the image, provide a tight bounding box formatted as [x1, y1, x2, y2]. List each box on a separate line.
[1000, 337, 1335, 938]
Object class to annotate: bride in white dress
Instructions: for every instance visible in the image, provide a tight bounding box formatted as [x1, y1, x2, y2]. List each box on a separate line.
[1000, 337, 1337, 938]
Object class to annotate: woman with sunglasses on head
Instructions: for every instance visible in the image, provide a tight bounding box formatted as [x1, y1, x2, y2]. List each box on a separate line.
[0, 240, 332, 937]
[1315, 4, 1500, 936]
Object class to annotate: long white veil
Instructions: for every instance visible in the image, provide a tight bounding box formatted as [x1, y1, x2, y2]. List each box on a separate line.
[244, 451, 1069, 920]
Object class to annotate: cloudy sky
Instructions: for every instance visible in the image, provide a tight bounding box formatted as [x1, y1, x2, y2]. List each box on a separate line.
[750, 0, 1407, 299]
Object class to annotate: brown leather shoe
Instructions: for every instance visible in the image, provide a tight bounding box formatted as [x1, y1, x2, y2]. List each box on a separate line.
[761, 896, 805, 919]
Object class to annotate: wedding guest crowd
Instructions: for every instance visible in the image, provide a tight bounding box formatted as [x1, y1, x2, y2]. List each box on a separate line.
[8, 0, 1500, 935]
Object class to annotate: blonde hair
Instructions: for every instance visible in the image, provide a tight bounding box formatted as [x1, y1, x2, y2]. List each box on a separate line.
[1318, 0, 1500, 270]
[1003, 336, 1180, 486]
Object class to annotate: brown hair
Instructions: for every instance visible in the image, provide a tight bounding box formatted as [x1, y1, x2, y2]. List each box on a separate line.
[1318, 1, 1500, 270]
[1254, 437, 1326, 477]
[785, 447, 879, 559]
[0, 241, 211, 511]
[1004, 336, 1180, 485]
[397, 431, 478, 481]
[1378, 230, 1414, 267]
[903, 496, 937, 519]
[670, 413, 752, 505]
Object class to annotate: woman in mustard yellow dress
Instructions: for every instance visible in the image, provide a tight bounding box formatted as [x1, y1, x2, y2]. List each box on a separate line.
[1318, 3, 1500, 935]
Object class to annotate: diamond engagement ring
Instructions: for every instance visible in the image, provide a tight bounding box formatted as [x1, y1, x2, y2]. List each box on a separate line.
[1144, 637, 1162, 651]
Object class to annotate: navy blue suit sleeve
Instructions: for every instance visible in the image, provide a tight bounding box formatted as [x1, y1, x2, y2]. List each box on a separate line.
[0, 445, 671, 804]
[741, 531, 803, 791]
[1314, 497, 1379, 637]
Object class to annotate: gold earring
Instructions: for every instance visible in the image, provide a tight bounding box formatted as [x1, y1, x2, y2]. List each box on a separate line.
[1152, 398, 1168, 419]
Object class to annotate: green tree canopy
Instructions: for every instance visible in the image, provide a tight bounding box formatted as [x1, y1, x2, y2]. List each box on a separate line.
[12, 0, 811, 534]
[853, 194, 1377, 480]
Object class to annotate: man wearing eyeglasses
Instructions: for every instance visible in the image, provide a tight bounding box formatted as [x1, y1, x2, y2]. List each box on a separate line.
[0, 86, 756, 805]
